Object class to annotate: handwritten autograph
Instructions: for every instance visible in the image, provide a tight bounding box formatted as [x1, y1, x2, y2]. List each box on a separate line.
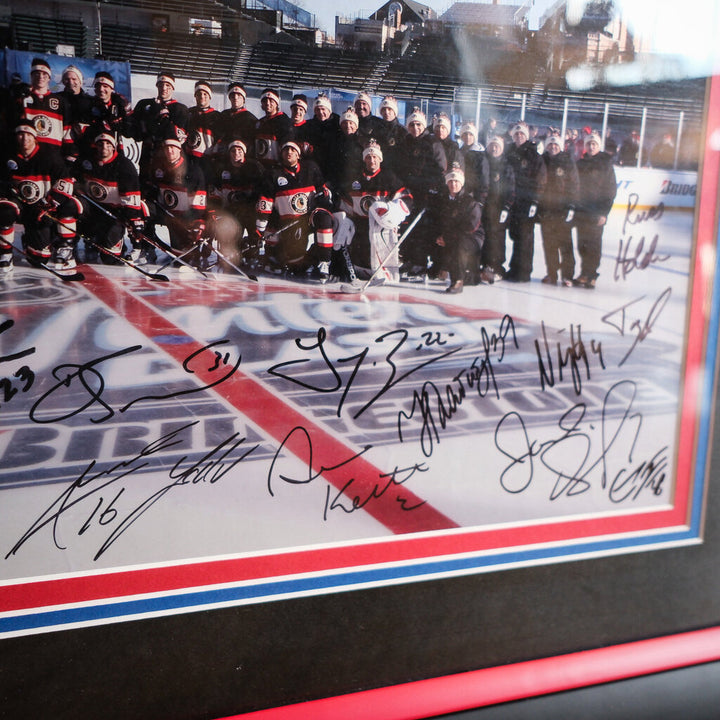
[0, 318, 36, 411]
[398, 316, 518, 456]
[6, 421, 259, 560]
[29, 340, 241, 424]
[494, 380, 667, 503]
[267, 426, 427, 520]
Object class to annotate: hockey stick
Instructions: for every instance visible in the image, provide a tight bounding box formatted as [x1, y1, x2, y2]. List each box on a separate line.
[77, 192, 208, 278]
[210, 240, 258, 281]
[339, 208, 425, 294]
[40, 209, 170, 282]
[8, 242, 85, 281]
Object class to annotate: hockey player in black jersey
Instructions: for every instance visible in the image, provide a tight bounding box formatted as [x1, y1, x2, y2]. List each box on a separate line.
[207, 137, 266, 269]
[75, 128, 145, 264]
[0, 122, 81, 273]
[256, 141, 334, 280]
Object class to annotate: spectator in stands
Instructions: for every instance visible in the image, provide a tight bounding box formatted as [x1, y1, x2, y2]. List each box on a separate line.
[539, 134, 579, 287]
[254, 87, 292, 167]
[505, 121, 546, 283]
[650, 132, 676, 169]
[603, 127, 618, 160]
[480, 135, 514, 283]
[574, 132, 617, 289]
[618, 130, 641, 166]
[478, 116, 497, 148]
[216, 82, 257, 156]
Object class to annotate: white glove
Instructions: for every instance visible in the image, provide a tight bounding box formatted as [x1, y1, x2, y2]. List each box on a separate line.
[332, 212, 355, 249]
[499, 209, 508, 224]
[370, 199, 409, 229]
[528, 203, 537, 219]
[565, 209, 574, 223]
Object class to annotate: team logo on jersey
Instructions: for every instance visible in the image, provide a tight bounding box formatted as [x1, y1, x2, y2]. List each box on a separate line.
[7, 160, 17, 171]
[257, 138, 270, 158]
[352, 181, 361, 190]
[277, 176, 288, 187]
[222, 171, 231, 180]
[17, 180, 41, 204]
[290, 192, 308, 214]
[88, 181, 108, 202]
[359, 195, 376, 214]
[176, 128, 188, 145]
[82, 160, 92, 171]
[33, 115, 53, 138]
[162, 189, 179, 209]
[188, 131, 202, 150]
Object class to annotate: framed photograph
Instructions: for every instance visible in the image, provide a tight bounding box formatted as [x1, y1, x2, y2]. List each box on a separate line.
[1, 1, 719, 717]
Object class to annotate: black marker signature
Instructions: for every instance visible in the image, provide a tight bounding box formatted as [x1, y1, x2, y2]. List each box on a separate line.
[535, 321, 605, 395]
[614, 234, 669, 281]
[601, 288, 672, 366]
[267, 426, 427, 519]
[0, 318, 36, 411]
[622, 192, 665, 236]
[6, 421, 259, 560]
[267, 326, 462, 419]
[398, 316, 518, 456]
[494, 380, 667, 504]
[28, 340, 241, 424]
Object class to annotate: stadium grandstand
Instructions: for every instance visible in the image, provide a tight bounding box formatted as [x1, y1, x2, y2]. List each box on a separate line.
[0, 0, 707, 159]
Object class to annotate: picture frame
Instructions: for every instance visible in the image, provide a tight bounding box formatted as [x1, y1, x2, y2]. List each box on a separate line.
[1, 2, 719, 717]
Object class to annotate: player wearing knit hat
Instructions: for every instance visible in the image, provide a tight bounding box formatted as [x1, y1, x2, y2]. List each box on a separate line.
[216, 82, 257, 157]
[427, 161, 483, 293]
[480, 135, 515, 283]
[539, 131, 579, 286]
[188, 79, 219, 165]
[505, 118, 546, 282]
[255, 88, 292, 166]
[573, 127, 617, 288]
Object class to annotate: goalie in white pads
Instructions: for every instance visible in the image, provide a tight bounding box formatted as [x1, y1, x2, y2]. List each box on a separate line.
[333, 139, 411, 282]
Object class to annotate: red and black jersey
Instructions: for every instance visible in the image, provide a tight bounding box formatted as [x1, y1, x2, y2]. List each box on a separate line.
[254, 112, 293, 166]
[146, 155, 206, 220]
[216, 108, 257, 151]
[339, 166, 407, 219]
[14, 90, 71, 153]
[187, 106, 220, 158]
[209, 157, 267, 211]
[76, 150, 142, 221]
[2, 142, 74, 206]
[257, 159, 327, 222]
[127, 97, 190, 168]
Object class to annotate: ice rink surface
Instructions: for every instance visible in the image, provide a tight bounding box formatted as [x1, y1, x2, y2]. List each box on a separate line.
[0, 203, 701, 585]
